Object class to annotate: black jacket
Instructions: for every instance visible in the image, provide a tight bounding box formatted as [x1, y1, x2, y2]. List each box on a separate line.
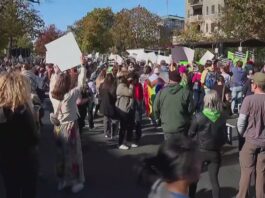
[188, 113, 227, 151]
[99, 84, 117, 119]
[0, 106, 38, 160]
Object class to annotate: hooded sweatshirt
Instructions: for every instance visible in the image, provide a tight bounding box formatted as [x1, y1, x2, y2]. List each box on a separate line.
[153, 84, 194, 134]
[202, 108, 221, 123]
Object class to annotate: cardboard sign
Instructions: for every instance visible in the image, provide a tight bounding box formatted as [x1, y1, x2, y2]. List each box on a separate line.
[136, 52, 148, 62]
[126, 49, 145, 59]
[183, 47, 195, 64]
[171, 47, 194, 64]
[199, 51, 215, 65]
[109, 54, 123, 65]
[45, 32, 82, 71]
[147, 52, 157, 63]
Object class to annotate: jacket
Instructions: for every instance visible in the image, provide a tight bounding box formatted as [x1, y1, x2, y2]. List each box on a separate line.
[188, 111, 227, 151]
[99, 84, 117, 118]
[116, 83, 133, 113]
[153, 84, 194, 134]
[0, 106, 38, 159]
[148, 180, 189, 198]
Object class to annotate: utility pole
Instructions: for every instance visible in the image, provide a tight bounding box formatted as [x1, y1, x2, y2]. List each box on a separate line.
[166, 0, 169, 16]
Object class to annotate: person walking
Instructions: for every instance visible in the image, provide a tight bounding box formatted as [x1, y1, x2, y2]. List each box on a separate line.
[99, 73, 119, 139]
[236, 72, 265, 198]
[200, 60, 217, 94]
[188, 90, 227, 198]
[116, 73, 134, 150]
[49, 58, 86, 193]
[230, 61, 247, 114]
[0, 71, 39, 198]
[153, 70, 194, 140]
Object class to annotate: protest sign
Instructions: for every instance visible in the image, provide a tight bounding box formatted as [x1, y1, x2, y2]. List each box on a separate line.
[199, 51, 214, 65]
[227, 51, 249, 66]
[183, 47, 195, 64]
[45, 32, 82, 71]
[126, 49, 145, 59]
[171, 47, 194, 64]
[109, 54, 123, 65]
[147, 52, 157, 63]
[136, 52, 148, 62]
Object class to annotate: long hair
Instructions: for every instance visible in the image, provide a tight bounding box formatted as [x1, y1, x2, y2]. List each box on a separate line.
[51, 72, 71, 101]
[96, 69, 106, 90]
[204, 90, 222, 111]
[102, 73, 115, 90]
[0, 71, 31, 111]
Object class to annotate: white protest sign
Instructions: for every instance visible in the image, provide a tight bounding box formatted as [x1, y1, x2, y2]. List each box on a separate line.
[109, 54, 123, 65]
[136, 52, 148, 62]
[127, 49, 145, 59]
[147, 52, 157, 63]
[183, 47, 195, 63]
[45, 32, 82, 71]
[199, 51, 215, 65]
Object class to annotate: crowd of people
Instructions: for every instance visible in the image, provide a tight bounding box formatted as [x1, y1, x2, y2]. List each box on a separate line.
[0, 55, 265, 198]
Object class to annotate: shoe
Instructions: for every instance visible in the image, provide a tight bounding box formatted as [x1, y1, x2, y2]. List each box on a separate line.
[71, 183, 84, 193]
[118, 145, 129, 150]
[131, 143, 139, 148]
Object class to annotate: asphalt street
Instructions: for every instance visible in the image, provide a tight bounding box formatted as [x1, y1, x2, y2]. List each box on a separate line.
[0, 100, 248, 198]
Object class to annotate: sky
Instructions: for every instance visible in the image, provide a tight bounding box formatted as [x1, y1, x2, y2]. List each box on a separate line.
[34, 0, 185, 31]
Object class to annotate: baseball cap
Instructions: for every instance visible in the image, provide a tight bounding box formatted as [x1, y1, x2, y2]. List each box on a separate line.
[253, 72, 265, 85]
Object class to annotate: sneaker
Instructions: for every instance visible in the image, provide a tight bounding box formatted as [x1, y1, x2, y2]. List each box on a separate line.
[131, 143, 139, 148]
[118, 145, 129, 150]
[71, 183, 84, 193]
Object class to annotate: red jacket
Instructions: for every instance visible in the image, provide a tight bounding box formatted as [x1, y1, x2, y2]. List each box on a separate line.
[134, 83, 143, 101]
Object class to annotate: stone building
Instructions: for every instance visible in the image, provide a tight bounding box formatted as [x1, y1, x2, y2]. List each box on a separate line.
[185, 0, 224, 36]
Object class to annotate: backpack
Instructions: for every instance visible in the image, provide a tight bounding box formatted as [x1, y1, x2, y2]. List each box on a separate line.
[205, 71, 217, 89]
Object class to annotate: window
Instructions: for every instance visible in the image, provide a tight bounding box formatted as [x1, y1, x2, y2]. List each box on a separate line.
[218, 4, 221, 13]
[211, 5, 215, 14]
[211, 23, 215, 33]
[206, 24, 208, 32]
[206, 6, 209, 15]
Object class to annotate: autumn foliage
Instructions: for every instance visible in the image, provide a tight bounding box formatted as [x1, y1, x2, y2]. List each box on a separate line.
[34, 25, 63, 56]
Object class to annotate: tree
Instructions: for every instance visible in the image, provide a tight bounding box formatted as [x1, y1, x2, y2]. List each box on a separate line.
[220, 0, 265, 40]
[74, 8, 114, 53]
[110, 9, 134, 52]
[176, 23, 204, 44]
[128, 6, 161, 48]
[111, 6, 161, 51]
[34, 25, 63, 56]
[0, 0, 44, 55]
[17, 34, 33, 49]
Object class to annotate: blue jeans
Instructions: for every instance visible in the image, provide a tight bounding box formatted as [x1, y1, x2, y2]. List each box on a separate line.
[231, 86, 243, 114]
[193, 90, 203, 112]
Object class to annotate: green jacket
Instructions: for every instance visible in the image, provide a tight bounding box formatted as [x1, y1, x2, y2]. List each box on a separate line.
[153, 83, 194, 134]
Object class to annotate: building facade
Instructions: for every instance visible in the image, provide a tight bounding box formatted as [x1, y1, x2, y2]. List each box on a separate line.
[185, 0, 224, 35]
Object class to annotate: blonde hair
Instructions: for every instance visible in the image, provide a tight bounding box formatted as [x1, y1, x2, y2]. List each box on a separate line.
[204, 90, 222, 111]
[0, 71, 31, 111]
